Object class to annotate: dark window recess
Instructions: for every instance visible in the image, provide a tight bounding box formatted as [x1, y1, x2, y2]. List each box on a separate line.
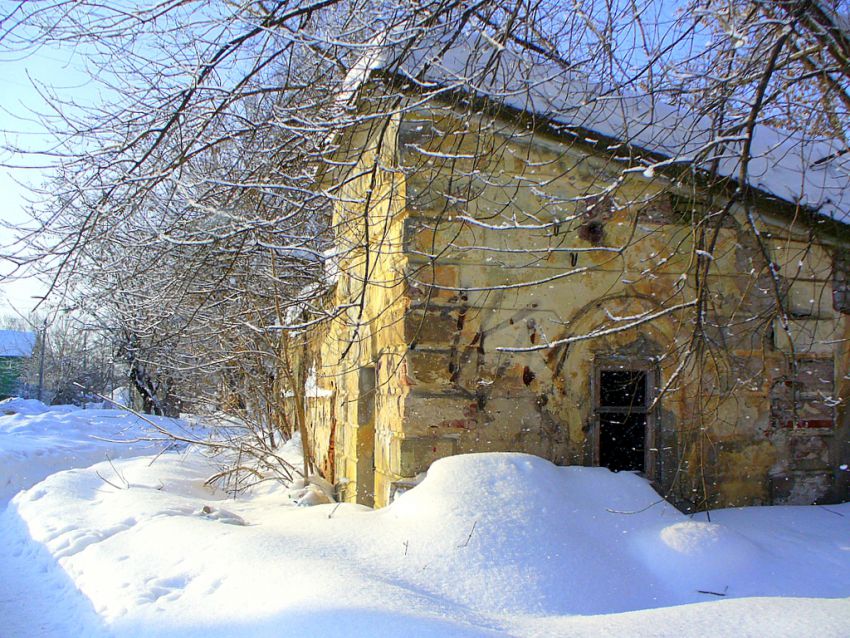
[358, 366, 376, 425]
[597, 368, 649, 472]
[355, 366, 377, 507]
[599, 370, 647, 407]
[599, 412, 647, 472]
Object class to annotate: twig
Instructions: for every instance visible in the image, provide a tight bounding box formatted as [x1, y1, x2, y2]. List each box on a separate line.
[607, 498, 665, 515]
[457, 521, 477, 548]
[85, 389, 251, 454]
[147, 441, 177, 467]
[95, 470, 128, 490]
[204, 464, 266, 487]
[328, 502, 342, 519]
[105, 453, 130, 488]
[697, 586, 728, 597]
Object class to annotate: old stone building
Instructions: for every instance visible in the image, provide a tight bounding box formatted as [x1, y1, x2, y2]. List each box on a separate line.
[295, 39, 850, 510]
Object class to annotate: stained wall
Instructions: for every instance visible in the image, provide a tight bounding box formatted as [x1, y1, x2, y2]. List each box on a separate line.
[309, 102, 849, 509]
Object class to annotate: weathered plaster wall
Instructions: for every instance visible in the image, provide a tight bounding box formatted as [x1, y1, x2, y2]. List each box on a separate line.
[309, 101, 848, 510]
[389, 105, 848, 509]
[307, 113, 412, 507]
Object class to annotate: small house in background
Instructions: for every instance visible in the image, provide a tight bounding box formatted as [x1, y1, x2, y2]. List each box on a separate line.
[0, 330, 36, 400]
[293, 37, 850, 511]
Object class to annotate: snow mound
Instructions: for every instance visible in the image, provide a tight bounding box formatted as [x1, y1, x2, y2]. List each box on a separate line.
[0, 397, 56, 415]
[391, 452, 674, 517]
[635, 520, 760, 596]
[287, 475, 335, 506]
[2, 447, 849, 636]
[378, 454, 688, 614]
[194, 504, 247, 526]
[375, 453, 846, 614]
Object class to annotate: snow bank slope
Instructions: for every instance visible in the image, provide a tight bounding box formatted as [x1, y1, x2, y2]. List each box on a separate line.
[5, 450, 850, 636]
[377, 453, 848, 613]
[379, 454, 684, 613]
[0, 398, 178, 503]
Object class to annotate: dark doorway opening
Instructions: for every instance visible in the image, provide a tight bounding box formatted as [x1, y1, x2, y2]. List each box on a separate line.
[597, 369, 649, 472]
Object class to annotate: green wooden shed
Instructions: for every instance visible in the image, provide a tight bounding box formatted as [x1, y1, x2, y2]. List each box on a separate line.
[0, 330, 36, 400]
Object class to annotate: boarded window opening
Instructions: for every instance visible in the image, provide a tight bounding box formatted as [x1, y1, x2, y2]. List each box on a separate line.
[770, 358, 835, 430]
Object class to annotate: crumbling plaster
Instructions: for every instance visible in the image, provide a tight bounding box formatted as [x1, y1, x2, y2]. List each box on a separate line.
[303, 104, 849, 510]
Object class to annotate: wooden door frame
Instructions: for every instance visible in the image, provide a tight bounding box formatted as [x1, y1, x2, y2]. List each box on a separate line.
[590, 355, 658, 480]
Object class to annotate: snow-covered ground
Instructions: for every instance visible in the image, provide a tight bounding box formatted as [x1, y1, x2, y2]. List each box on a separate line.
[1, 399, 849, 636]
[0, 397, 178, 503]
[0, 398, 182, 635]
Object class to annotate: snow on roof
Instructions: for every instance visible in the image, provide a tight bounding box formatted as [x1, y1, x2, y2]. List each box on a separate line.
[0, 330, 35, 358]
[346, 32, 849, 223]
[283, 282, 323, 327]
[321, 247, 340, 286]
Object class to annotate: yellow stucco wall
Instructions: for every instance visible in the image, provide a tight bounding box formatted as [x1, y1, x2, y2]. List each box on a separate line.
[307, 102, 849, 510]
[304, 113, 413, 507]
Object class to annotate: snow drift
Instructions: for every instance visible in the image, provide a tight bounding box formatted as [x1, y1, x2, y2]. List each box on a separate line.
[2, 446, 849, 636]
[0, 398, 178, 503]
[376, 454, 847, 614]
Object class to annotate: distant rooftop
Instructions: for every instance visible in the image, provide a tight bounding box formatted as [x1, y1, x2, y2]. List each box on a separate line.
[0, 330, 36, 358]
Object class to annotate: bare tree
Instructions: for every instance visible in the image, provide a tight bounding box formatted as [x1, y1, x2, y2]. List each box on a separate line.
[1, 1, 847, 503]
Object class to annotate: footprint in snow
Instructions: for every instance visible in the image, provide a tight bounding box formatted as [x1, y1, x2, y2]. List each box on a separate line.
[204, 577, 223, 594]
[138, 575, 188, 604]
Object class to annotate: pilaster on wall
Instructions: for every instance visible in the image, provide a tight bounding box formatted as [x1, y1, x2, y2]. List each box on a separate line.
[311, 111, 413, 508]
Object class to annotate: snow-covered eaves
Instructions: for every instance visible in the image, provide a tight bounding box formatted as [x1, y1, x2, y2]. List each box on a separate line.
[283, 282, 323, 328]
[345, 33, 849, 224]
[0, 330, 35, 358]
[321, 247, 340, 287]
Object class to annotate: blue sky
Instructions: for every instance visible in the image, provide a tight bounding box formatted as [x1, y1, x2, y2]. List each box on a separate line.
[0, 42, 95, 317]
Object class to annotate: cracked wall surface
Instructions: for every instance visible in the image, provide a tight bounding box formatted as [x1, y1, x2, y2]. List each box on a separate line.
[303, 103, 849, 510]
